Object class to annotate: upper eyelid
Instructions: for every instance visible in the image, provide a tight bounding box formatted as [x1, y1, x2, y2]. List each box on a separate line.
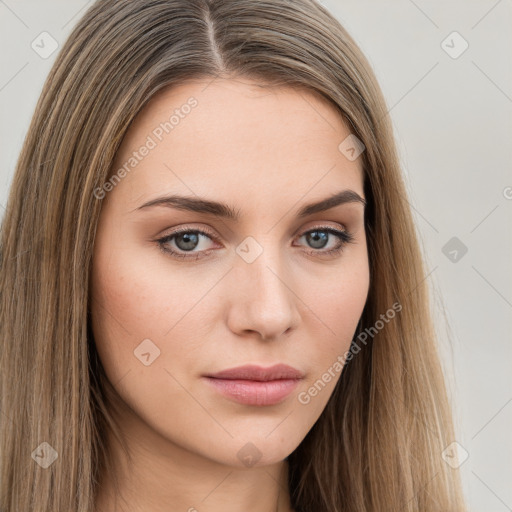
[160, 222, 348, 240]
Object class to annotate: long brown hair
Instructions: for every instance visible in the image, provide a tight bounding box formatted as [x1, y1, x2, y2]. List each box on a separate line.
[0, 0, 467, 510]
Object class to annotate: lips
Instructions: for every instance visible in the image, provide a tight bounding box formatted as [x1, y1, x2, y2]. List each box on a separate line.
[203, 364, 304, 406]
[205, 364, 304, 381]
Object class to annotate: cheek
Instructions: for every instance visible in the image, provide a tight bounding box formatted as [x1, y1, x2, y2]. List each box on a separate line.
[89, 244, 205, 440]
[326, 269, 368, 341]
[89, 233, 222, 390]
[89, 225, 171, 380]
[307, 254, 369, 344]
[296, 253, 369, 408]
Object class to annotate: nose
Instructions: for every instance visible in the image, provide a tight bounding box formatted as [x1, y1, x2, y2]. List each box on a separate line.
[225, 246, 301, 341]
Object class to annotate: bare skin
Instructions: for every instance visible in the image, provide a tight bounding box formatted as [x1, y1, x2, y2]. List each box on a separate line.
[90, 77, 370, 512]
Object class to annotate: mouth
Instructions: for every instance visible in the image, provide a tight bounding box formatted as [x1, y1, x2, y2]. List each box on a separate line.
[203, 364, 304, 406]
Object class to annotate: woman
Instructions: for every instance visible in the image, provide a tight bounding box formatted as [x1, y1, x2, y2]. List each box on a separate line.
[0, 0, 467, 510]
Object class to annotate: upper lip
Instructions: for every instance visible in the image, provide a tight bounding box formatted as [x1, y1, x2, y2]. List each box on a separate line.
[205, 364, 304, 381]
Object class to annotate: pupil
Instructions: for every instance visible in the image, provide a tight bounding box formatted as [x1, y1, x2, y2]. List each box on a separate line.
[176, 232, 199, 251]
[308, 231, 328, 249]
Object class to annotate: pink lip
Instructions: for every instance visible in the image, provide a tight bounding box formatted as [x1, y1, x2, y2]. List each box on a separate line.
[206, 364, 304, 381]
[203, 364, 304, 406]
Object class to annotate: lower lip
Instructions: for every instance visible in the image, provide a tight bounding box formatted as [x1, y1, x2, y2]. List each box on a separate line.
[204, 377, 301, 406]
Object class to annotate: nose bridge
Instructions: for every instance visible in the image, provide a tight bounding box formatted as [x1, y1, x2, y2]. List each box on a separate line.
[227, 235, 300, 338]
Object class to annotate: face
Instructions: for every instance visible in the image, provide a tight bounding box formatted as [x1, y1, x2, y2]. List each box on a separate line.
[90, 77, 370, 468]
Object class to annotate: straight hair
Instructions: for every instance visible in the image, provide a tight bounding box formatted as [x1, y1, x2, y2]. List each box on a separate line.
[0, 0, 467, 510]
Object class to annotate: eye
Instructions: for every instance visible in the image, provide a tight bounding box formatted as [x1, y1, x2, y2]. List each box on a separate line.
[295, 226, 355, 257]
[156, 227, 218, 261]
[155, 225, 355, 261]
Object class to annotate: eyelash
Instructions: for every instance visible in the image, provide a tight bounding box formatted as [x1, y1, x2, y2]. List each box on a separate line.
[156, 225, 355, 261]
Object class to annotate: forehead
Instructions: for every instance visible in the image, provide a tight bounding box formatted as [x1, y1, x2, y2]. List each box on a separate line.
[109, 77, 364, 210]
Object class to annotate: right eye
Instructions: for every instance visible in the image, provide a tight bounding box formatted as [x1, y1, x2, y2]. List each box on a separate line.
[156, 227, 220, 260]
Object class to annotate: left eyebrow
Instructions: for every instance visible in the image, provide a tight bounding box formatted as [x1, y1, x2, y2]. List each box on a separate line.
[296, 189, 366, 217]
[133, 189, 366, 220]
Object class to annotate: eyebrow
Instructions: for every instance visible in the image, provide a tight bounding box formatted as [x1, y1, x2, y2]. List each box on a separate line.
[134, 189, 366, 220]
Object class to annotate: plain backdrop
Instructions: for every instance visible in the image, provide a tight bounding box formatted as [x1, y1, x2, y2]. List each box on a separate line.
[1, 1, 511, 510]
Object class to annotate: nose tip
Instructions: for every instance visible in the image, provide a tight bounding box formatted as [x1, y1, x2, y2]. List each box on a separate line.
[225, 250, 301, 340]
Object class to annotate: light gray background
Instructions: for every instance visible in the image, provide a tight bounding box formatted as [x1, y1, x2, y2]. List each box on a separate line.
[1, 1, 511, 510]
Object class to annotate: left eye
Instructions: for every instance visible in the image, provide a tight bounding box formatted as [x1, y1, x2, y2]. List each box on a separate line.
[156, 226, 354, 260]
[295, 227, 354, 255]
